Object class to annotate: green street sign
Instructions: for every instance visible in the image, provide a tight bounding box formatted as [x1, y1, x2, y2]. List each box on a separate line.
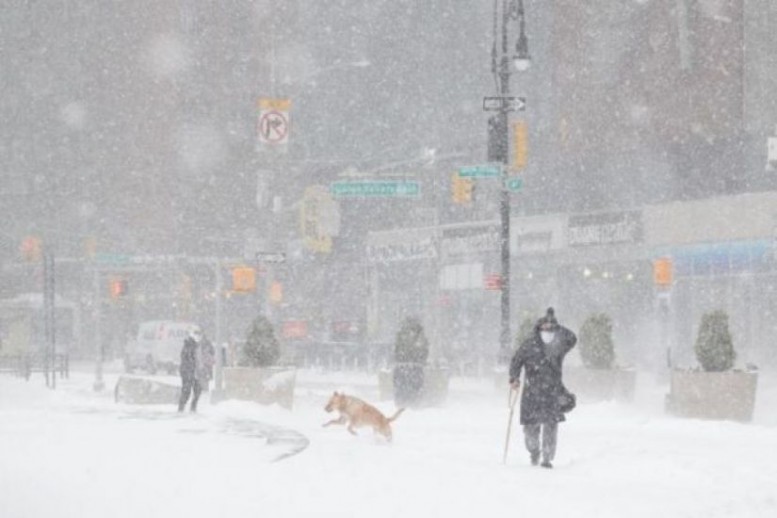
[458, 164, 502, 178]
[505, 177, 523, 192]
[330, 181, 421, 198]
[94, 253, 131, 265]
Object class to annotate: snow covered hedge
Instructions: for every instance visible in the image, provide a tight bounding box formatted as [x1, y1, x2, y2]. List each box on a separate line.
[694, 310, 735, 372]
[578, 313, 615, 369]
[242, 315, 281, 367]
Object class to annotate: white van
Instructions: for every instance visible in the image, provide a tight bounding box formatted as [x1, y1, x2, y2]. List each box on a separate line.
[124, 320, 201, 374]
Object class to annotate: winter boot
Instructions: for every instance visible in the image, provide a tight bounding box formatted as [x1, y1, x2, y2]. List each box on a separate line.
[540, 459, 553, 469]
[530, 451, 540, 466]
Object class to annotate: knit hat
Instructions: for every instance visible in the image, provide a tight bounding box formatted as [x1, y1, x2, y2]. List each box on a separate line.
[536, 307, 559, 330]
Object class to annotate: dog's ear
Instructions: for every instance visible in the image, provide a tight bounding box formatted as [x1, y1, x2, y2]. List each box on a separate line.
[333, 391, 339, 396]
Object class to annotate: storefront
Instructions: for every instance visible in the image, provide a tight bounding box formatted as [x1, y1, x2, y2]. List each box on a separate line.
[367, 191, 777, 371]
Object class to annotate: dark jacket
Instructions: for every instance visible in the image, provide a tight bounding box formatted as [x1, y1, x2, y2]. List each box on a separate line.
[509, 324, 576, 425]
[179, 337, 198, 380]
[198, 339, 215, 382]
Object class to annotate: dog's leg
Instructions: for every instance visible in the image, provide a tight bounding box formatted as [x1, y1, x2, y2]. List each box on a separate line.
[323, 415, 347, 427]
[347, 423, 358, 435]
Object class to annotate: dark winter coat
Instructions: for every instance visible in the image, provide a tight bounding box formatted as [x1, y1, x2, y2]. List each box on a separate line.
[179, 337, 198, 380]
[509, 325, 577, 425]
[199, 339, 215, 382]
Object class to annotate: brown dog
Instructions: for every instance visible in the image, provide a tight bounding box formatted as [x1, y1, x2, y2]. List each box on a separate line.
[323, 391, 405, 441]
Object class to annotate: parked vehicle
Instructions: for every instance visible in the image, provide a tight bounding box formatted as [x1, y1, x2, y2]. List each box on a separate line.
[124, 320, 200, 374]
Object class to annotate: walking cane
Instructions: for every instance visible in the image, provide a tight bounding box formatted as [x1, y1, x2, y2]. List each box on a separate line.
[502, 385, 519, 464]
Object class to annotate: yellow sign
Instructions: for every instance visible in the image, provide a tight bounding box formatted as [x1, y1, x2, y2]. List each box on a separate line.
[258, 98, 291, 111]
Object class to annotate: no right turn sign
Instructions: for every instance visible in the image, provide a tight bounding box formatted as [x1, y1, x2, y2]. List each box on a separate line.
[257, 98, 291, 147]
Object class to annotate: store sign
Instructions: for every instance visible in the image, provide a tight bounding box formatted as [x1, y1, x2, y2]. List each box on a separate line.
[441, 225, 500, 257]
[282, 320, 308, 339]
[366, 228, 437, 263]
[511, 215, 566, 255]
[366, 238, 437, 263]
[568, 211, 643, 247]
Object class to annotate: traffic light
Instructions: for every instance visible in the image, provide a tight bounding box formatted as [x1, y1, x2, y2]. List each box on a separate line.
[232, 266, 256, 293]
[269, 281, 283, 304]
[452, 174, 473, 204]
[653, 258, 673, 287]
[513, 120, 528, 170]
[109, 279, 128, 299]
[20, 236, 42, 262]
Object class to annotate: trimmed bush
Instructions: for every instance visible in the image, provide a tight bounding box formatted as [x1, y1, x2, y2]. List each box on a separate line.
[694, 310, 735, 372]
[393, 316, 429, 406]
[242, 315, 280, 367]
[578, 313, 615, 369]
[394, 316, 429, 364]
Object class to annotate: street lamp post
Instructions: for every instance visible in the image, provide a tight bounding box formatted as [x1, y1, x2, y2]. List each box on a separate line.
[489, 0, 531, 363]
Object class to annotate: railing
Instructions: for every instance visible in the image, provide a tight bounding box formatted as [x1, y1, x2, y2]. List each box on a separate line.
[0, 353, 69, 380]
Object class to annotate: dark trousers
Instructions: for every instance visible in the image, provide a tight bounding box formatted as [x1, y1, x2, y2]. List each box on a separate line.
[523, 422, 558, 462]
[179, 377, 202, 412]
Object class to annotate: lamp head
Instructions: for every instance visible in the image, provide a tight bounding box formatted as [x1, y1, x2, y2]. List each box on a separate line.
[514, 34, 531, 72]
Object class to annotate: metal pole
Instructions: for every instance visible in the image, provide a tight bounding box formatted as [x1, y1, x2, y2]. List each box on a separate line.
[498, 1, 512, 364]
[93, 267, 104, 391]
[215, 260, 223, 346]
[214, 260, 224, 393]
[43, 251, 55, 388]
[49, 253, 56, 389]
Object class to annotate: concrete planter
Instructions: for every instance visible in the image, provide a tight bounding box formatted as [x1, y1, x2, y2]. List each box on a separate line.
[563, 367, 637, 403]
[378, 366, 450, 407]
[665, 369, 758, 422]
[221, 366, 296, 410]
[114, 375, 181, 405]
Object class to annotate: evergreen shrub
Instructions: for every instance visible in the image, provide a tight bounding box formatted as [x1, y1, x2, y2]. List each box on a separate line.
[242, 315, 280, 367]
[578, 313, 615, 369]
[694, 310, 735, 372]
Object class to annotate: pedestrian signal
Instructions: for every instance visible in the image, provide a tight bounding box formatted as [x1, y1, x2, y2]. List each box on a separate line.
[653, 258, 673, 286]
[20, 236, 42, 262]
[232, 266, 256, 293]
[109, 279, 128, 299]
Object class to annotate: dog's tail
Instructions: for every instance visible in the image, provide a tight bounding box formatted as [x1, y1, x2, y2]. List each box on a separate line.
[388, 407, 406, 422]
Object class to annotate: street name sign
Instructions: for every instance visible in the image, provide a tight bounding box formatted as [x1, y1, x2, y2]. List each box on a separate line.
[95, 253, 131, 265]
[505, 177, 523, 192]
[331, 181, 421, 198]
[255, 251, 286, 263]
[458, 164, 502, 178]
[483, 96, 526, 112]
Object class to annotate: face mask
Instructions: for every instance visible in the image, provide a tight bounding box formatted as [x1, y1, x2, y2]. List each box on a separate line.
[540, 331, 555, 344]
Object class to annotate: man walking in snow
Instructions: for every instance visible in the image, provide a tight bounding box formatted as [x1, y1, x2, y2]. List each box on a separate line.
[178, 327, 205, 412]
[509, 308, 576, 468]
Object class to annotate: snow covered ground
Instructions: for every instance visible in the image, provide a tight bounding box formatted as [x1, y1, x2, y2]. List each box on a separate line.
[2, 364, 777, 518]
